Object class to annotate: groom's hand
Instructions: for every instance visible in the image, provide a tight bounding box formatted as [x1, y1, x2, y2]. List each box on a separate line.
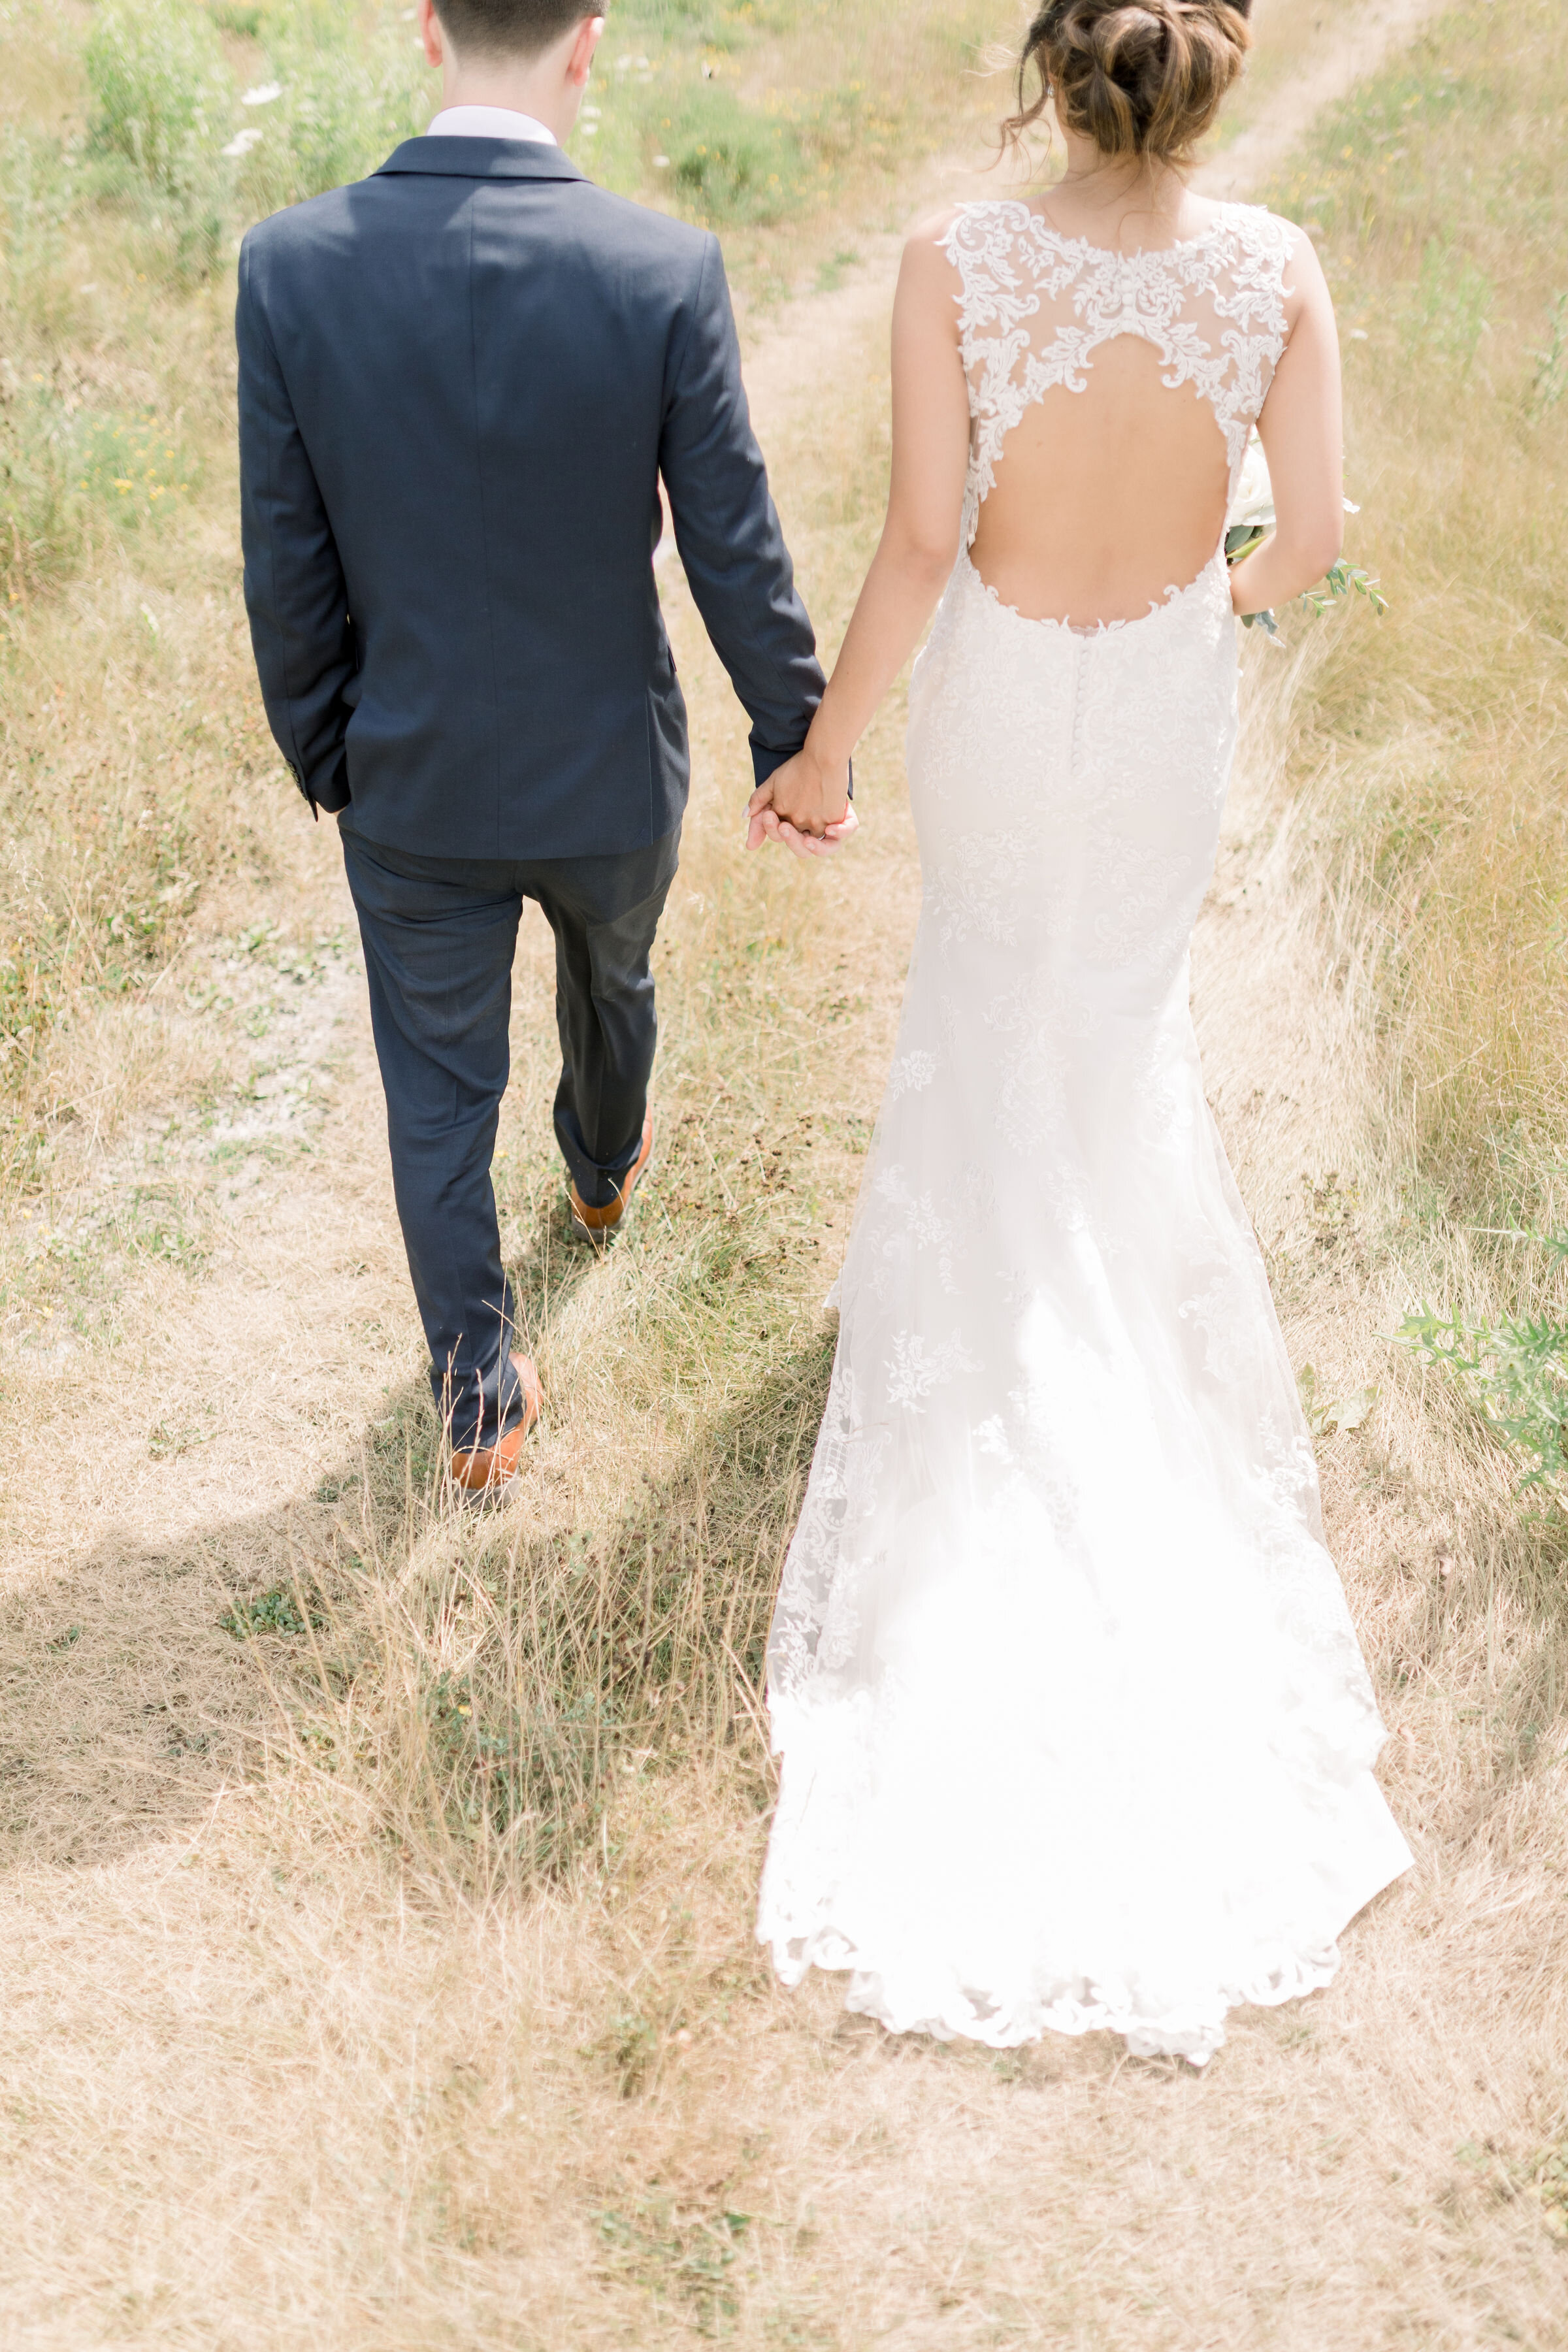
[746, 780, 858, 859]
[746, 747, 855, 859]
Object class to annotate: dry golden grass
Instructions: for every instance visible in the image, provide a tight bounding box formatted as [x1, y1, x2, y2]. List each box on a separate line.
[1267, 13, 1568, 1205]
[2, 0, 1567, 2344]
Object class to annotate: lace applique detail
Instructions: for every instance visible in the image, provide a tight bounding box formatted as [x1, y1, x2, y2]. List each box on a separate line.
[1180, 1263, 1268, 1384]
[885, 1049, 938, 1102]
[885, 1330, 978, 1413]
[868, 1163, 962, 1301]
[975, 1414, 1012, 1461]
[940, 201, 1294, 546]
[764, 1367, 889, 1691]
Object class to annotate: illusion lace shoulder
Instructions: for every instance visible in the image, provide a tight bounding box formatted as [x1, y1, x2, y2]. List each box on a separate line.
[757, 199, 1412, 2066]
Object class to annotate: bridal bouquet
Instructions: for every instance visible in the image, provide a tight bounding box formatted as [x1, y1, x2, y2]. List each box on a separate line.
[1226, 431, 1387, 636]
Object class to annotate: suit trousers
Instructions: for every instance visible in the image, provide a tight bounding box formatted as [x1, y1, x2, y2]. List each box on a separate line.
[340, 820, 680, 1452]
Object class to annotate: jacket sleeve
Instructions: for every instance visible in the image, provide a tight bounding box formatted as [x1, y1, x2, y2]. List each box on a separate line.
[658, 235, 826, 789]
[236, 233, 355, 815]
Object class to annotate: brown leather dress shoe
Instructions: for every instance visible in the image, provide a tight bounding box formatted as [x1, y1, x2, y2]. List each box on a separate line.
[568, 1115, 653, 1243]
[449, 1352, 544, 1495]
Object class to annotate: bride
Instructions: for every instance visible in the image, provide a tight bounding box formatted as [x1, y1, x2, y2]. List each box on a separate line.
[745, 0, 1412, 2065]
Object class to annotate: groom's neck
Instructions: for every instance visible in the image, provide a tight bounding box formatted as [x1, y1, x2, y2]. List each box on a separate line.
[442, 54, 555, 120]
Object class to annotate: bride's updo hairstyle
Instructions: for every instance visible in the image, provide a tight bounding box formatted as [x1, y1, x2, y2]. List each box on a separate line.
[1003, 0, 1252, 166]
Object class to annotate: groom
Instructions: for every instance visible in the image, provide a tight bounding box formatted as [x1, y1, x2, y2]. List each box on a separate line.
[237, 0, 826, 1492]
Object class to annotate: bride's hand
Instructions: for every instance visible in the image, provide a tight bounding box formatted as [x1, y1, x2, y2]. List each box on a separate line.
[746, 777, 858, 859]
[746, 745, 853, 857]
[746, 796, 860, 858]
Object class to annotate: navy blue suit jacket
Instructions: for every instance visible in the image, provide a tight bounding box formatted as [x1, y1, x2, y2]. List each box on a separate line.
[237, 137, 825, 859]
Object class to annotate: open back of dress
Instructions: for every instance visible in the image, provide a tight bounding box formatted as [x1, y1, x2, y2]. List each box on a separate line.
[947, 202, 1292, 628]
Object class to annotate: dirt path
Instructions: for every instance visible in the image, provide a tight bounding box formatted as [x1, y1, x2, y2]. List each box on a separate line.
[1200, 0, 1450, 200]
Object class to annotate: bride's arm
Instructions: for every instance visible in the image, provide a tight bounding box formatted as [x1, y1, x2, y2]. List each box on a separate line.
[749, 224, 972, 847]
[1227, 227, 1345, 621]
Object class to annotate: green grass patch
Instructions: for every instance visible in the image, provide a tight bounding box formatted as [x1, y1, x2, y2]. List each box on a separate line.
[220, 1581, 322, 1639]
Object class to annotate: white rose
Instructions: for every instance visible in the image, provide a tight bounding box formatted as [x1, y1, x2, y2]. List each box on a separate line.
[1228, 431, 1276, 534]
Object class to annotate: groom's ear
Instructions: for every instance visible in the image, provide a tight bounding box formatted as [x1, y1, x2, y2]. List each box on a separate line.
[417, 0, 444, 70]
[567, 14, 606, 87]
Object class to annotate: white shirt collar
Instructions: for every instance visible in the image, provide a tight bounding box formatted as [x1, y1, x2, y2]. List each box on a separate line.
[427, 105, 558, 148]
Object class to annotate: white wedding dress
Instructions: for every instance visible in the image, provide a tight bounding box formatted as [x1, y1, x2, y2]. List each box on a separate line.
[757, 200, 1413, 2065]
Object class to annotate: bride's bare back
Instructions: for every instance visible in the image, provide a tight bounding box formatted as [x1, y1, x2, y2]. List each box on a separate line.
[974, 331, 1230, 628]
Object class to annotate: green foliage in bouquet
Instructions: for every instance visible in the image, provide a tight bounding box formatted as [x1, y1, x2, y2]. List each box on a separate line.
[1224, 520, 1388, 638]
[1224, 431, 1387, 636]
[1299, 559, 1390, 618]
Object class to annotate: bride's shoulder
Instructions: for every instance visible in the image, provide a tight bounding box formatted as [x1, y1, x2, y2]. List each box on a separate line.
[897, 203, 1013, 334]
[1218, 202, 1328, 301]
[904, 201, 968, 256]
[1205, 203, 1326, 338]
[897, 203, 968, 292]
[1209, 198, 1311, 261]
[901, 197, 1030, 280]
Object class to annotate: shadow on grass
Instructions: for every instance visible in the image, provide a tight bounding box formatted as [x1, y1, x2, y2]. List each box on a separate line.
[283, 1298, 836, 1893]
[0, 1290, 834, 1887]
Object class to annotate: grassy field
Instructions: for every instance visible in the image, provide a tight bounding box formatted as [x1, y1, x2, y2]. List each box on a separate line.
[1, 0, 1566, 2343]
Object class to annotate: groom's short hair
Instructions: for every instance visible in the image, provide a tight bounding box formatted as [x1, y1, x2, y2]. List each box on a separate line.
[433, 0, 598, 56]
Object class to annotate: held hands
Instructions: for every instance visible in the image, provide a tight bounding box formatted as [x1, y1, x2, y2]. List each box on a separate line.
[745, 743, 858, 861]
